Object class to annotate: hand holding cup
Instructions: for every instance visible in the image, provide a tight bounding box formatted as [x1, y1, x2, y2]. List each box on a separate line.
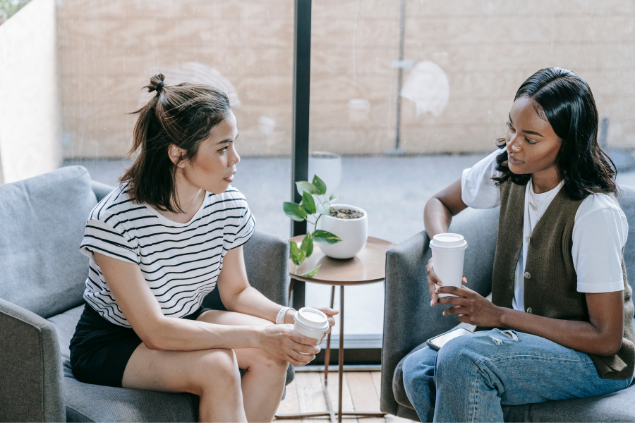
[260, 324, 321, 367]
[427, 233, 468, 306]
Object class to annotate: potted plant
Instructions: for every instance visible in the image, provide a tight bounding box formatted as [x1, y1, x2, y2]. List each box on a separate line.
[283, 175, 369, 276]
[283, 175, 342, 277]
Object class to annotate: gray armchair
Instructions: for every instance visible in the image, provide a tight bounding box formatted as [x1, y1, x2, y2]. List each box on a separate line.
[0, 166, 294, 422]
[380, 189, 635, 422]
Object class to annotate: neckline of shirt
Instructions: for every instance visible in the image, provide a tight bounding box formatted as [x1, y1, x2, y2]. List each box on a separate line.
[145, 192, 210, 227]
[528, 178, 564, 207]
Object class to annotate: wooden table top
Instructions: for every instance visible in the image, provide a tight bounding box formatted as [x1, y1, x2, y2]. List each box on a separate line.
[289, 235, 395, 286]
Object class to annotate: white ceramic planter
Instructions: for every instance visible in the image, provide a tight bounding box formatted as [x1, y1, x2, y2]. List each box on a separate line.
[316, 204, 368, 259]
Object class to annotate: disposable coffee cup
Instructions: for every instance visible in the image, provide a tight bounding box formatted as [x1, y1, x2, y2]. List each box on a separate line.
[293, 307, 329, 354]
[430, 233, 468, 298]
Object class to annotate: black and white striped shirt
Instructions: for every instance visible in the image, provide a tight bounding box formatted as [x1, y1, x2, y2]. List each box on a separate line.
[79, 185, 255, 327]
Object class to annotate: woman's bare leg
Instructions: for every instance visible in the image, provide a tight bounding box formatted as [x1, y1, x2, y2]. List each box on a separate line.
[197, 310, 290, 422]
[122, 345, 246, 422]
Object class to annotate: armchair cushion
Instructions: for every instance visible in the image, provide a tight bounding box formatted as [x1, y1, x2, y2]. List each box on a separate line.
[0, 166, 96, 318]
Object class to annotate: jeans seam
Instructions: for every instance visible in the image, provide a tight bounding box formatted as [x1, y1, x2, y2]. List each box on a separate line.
[481, 354, 588, 365]
[469, 362, 478, 423]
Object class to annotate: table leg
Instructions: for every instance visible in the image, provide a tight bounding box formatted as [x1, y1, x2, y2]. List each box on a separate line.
[323, 285, 336, 423]
[338, 285, 344, 423]
[276, 283, 385, 422]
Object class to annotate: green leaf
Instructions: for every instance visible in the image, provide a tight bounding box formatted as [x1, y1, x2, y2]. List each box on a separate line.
[316, 202, 330, 216]
[300, 265, 321, 279]
[283, 202, 307, 222]
[312, 175, 327, 195]
[301, 232, 314, 258]
[313, 230, 342, 244]
[289, 241, 306, 266]
[329, 194, 339, 202]
[296, 181, 317, 195]
[301, 191, 316, 215]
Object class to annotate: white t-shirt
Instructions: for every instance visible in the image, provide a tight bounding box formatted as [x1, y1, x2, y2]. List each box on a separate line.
[79, 185, 256, 327]
[461, 149, 627, 312]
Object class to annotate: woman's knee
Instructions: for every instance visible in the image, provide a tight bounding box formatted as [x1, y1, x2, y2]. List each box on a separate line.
[435, 335, 488, 380]
[247, 348, 288, 375]
[189, 349, 241, 395]
[403, 347, 437, 388]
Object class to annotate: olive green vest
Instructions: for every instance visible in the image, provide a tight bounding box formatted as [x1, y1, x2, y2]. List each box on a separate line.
[491, 181, 635, 380]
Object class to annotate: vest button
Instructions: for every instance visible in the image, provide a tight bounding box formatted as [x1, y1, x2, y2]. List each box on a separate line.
[527, 307, 533, 313]
[524, 272, 531, 279]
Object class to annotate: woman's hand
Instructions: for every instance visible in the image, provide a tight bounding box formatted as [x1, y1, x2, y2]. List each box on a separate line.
[436, 285, 503, 327]
[284, 307, 338, 342]
[312, 307, 338, 341]
[259, 324, 320, 367]
[426, 257, 467, 307]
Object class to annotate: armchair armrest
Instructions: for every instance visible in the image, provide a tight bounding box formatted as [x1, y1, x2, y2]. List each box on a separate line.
[0, 298, 65, 422]
[380, 207, 500, 416]
[243, 231, 290, 307]
[380, 231, 457, 415]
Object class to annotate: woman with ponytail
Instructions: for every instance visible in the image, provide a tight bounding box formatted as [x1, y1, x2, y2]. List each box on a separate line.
[403, 68, 634, 421]
[69, 75, 337, 422]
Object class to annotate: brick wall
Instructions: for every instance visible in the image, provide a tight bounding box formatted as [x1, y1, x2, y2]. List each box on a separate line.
[57, 0, 635, 158]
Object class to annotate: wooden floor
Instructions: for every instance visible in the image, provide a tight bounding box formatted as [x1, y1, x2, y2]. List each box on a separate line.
[276, 371, 415, 423]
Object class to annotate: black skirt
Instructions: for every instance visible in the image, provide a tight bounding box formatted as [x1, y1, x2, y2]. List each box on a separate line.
[70, 288, 227, 388]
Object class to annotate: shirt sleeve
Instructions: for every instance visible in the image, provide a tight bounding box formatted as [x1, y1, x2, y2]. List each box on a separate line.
[460, 149, 505, 209]
[572, 194, 628, 293]
[80, 216, 139, 265]
[226, 193, 256, 250]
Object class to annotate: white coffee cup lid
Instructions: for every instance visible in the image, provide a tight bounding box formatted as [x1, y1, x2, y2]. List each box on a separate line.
[294, 307, 329, 332]
[430, 233, 468, 250]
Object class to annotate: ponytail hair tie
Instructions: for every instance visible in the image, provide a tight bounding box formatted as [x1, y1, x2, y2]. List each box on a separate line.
[156, 81, 165, 94]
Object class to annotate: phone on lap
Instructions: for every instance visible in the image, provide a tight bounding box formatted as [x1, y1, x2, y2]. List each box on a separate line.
[426, 327, 473, 351]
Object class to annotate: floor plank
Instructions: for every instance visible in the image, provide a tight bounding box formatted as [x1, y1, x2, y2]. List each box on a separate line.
[294, 372, 328, 423]
[276, 371, 416, 423]
[346, 372, 384, 423]
[321, 370, 357, 422]
[276, 378, 302, 423]
[371, 372, 382, 398]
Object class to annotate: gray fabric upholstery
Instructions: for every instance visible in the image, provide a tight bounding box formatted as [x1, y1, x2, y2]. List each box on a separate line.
[242, 230, 291, 307]
[1, 168, 294, 422]
[48, 304, 85, 378]
[63, 378, 199, 422]
[0, 298, 66, 422]
[380, 207, 499, 417]
[381, 190, 635, 422]
[0, 166, 96, 318]
[618, 186, 635, 286]
[91, 180, 114, 202]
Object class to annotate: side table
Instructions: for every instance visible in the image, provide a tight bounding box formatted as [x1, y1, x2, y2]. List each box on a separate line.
[276, 236, 395, 423]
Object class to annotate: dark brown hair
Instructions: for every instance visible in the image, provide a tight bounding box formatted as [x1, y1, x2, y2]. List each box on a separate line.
[121, 74, 231, 213]
[493, 67, 617, 200]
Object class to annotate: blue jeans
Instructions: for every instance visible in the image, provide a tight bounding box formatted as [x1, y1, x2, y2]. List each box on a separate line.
[402, 329, 634, 422]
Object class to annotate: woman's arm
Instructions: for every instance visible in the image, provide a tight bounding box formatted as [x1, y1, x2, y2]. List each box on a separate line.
[424, 177, 468, 239]
[217, 246, 337, 327]
[94, 252, 319, 364]
[437, 285, 625, 356]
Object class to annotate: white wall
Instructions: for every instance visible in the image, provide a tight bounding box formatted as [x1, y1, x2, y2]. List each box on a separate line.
[0, 0, 61, 184]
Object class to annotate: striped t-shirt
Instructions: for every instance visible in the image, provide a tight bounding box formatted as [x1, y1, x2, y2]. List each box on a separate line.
[79, 184, 255, 327]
